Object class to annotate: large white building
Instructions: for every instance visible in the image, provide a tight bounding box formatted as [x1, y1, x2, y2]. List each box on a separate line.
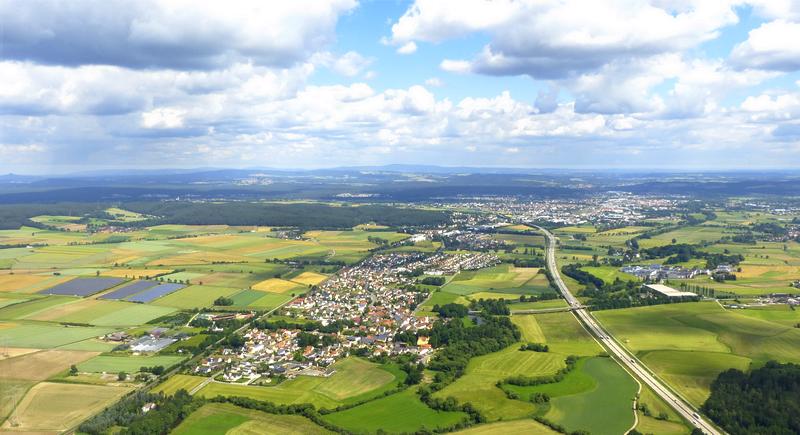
[643, 284, 697, 298]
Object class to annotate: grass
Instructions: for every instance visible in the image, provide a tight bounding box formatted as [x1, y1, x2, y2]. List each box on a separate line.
[0, 379, 32, 423]
[452, 420, 558, 434]
[443, 264, 547, 296]
[581, 266, 637, 283]
[197, 357, 400, 409]
[77, 354, 186, 373]
[322, 388, 467, 433]
[2, 382, 130, 432]
[0, 295, 75, 320]
[27, 299, 176, 326]
[0, 322, 114, 348]
[596, 301, 800, 406]
[173, 403, 332, 435]
[151, 285, 241, 309]
[544, 357, 638, 435]
[503, 357, 597, 400]
[533, 312, 601, 356]
[152, 374, 208, 395]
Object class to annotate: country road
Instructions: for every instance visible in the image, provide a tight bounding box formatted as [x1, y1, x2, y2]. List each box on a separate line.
[536, 226, 722, 435]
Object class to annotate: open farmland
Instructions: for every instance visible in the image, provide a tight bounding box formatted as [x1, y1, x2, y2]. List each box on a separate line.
[596, 301, 800, 405]
[442, 264, 552, 296]
[77, 354, 186, 373]
[172, 403, 332, 435]
[152, 374, 208, 395]
[321, 388, 467, 433]
[0, 322, 113, 348]
[2, 382, 130, 432]
[251, 278, 305, 293]
[0, 349, 99, 381]
[197, 357, 401, 409]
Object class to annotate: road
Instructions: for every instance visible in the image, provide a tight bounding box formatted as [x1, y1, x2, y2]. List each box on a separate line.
[536, 226, 722, 435]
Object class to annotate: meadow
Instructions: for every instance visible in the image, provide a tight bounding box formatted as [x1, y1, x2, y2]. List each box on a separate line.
[596, 301, 800, 405]
[172, 403, 332, 435]
[197, 357, 402, 409]
[77, 354, 186, 373]
[442, 264, 553, 296]
[321, 388, 467, 433]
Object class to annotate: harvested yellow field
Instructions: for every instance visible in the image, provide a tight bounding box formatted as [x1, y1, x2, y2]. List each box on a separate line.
[0, 349, 99, 381]
[3, 382, 129, 432]
[290, 272, 327, 286]
[737, 264, 800, 280]
[101, 268, 173, 278]
[252, 278, 303, 293]
[0, 274, 52, 292]
[0, 347, 39, 360]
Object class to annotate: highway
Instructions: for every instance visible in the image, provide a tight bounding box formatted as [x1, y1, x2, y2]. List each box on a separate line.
[536, 226, 722, 435]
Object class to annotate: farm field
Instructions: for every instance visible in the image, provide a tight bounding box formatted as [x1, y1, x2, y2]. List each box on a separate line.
[321, 388, 467, 433]
[172, 403, 332, 435]
[442, 264, 553, 296]
[453, 420, 558, 434]
[26, 298, 176, 326]
[543, 357, 638, 435]
[151, 285, 241, 309]
[197, 357, 401, 409]
[77, 354, 186, 373]
[0, 349, 98, 381]
[2, 382, 130, 432]
[0, 322, 114, 348]
[152, 374, 208, 395]
[596, 301, 800, 405]
[251, 278, 305, 293]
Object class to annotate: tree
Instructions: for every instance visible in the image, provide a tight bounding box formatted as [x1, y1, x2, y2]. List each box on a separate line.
[69, 364, 78, 375]
[118, 371, 127, 381]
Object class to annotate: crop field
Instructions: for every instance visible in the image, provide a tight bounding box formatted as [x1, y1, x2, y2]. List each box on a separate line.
[636, 225, 737, 249]
[27, 299, 176, 326]
[443, 264, 549, 296]
[416, 290, 469, 316]
[322, 388, 467, 433]
[0, 349, 99, 381]
[251, 278, 305, 293]
[581, 266, 637, 283]
[596, 302, 800, 405]
[197, 357, 400, 409]
[173, 403, 332, 435]
[0, 379, 32, 423]
[543, 357, 638, 435]
[77, 354, 186, 373]
[453, 420, 558, 434]
[100, 268, 174, 278]
[151, 285, 241, 309]
[533, 312, 601, 356]
[2, 382, 130, 432]
[510, 298, 569, 311]
[288, 271, 328, 285]
[0, 274, 65, 293]
[0, 322, 113, 348]
[152, 374, 208, 395]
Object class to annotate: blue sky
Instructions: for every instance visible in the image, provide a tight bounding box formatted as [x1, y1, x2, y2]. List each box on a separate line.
[1, 0, 799, 173]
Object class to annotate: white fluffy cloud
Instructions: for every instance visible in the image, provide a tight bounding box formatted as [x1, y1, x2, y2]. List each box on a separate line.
[730, 20, 800, 71]
[392, 0, 738, 78]
[0, 0, 356, 70]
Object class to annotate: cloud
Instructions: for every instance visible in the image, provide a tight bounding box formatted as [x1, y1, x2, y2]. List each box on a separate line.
[392, 0, 738, 79]
[0, 0, 357, 70]
[730, 20, 800, 71]
[141, 108, 185, 129]
[312, 51, 373, 77]
[397, 42, 418, 55]
[425, 77, 444, 87]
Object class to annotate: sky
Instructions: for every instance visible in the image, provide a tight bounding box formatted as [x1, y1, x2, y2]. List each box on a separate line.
[1, 0, 800, 173]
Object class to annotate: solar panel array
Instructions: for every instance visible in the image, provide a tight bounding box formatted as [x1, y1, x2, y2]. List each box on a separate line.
[126, 283, 186, 303]
[99, 280, 159, 300]
[39, 277, 126, 297]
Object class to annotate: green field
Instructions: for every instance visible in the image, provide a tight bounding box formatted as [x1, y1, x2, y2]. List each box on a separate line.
[544, 357, 638, 435]
[322, 388, 467, 433]
[0, 322, 114, 348]
[442, 264, 552, 296]
[173, 403, 332, 435]
[452, 420, 558, 434]
[152, 374, 208, 395]
[197, 357, 401, 409]
[596, 302, 800, 405]
[152, 285, 242, 309]
[77, 355, 186, 373]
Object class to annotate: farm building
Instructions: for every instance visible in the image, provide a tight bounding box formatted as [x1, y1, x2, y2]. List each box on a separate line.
[643, 284, 696, 298]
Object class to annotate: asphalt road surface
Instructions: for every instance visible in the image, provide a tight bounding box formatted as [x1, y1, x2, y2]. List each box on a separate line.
[537, 226, 722, 435]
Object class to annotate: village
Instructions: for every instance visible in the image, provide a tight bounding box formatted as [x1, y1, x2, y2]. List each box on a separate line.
[195, 250, 500, 384]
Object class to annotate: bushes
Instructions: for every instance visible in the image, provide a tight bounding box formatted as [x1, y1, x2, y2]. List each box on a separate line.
[434, 303, 469, 318]
[520, 343, 549, 352]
